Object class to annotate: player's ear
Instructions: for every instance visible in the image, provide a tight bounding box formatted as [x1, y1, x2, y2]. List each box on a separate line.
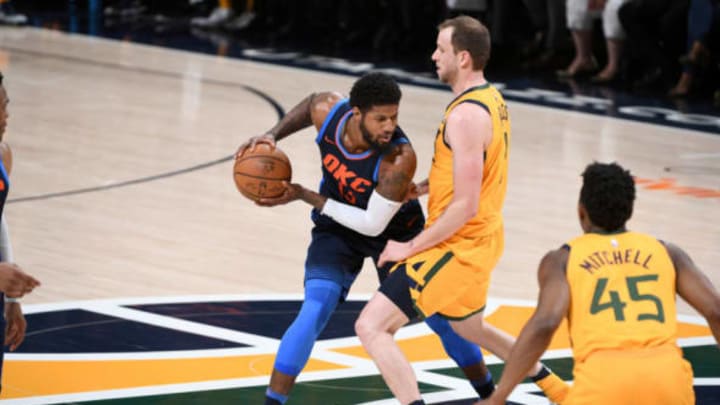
[578, 203, 589, 231]
[352, 106, 362, 118]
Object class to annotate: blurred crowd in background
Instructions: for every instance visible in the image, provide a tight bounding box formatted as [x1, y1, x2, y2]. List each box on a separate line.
[3, 0, 720, 103]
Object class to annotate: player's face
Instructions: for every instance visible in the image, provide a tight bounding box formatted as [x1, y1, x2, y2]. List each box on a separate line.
[431, 27, 458, 84]
[0, 86, 8, 140]
[358, 104, 398, 151]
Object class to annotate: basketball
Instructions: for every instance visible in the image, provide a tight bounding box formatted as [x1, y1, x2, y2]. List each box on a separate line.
[233, 143, 292, 201]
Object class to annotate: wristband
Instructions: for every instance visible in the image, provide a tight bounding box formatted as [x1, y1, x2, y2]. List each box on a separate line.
[5, 297, 19, 303]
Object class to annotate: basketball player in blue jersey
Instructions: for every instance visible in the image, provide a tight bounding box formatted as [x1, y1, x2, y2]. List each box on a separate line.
[237, 72, 497, 405]
[0, 71, 42, 393]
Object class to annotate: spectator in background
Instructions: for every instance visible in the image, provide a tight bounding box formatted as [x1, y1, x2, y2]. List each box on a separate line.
[668, 0, 719, 97]
[618, 0, 689, 90]
[557, 0, 629, 83]
[521, 0, 568, 69]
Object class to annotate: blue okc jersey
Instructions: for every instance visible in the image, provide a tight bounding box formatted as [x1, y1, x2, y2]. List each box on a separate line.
[311, 99, 423, 240]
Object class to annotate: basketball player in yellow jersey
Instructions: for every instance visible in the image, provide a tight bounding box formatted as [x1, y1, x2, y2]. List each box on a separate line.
[355, 16, 568, 405]
[482, 162, 720, 405]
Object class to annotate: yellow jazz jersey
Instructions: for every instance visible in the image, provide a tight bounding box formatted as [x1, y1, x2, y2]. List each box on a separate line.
[426, 83, 510, 264]
[565, 231, 679, 363]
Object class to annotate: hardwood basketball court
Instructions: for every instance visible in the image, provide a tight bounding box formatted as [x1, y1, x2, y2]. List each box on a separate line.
[0, 26, 717, 404]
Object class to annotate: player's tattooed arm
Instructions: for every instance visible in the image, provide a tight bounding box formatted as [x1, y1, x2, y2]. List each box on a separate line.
[268, 91, 344, 140]
[237, 92, 342, 156]
[266, 93, 317, 141]
[376, 143, 417, 202]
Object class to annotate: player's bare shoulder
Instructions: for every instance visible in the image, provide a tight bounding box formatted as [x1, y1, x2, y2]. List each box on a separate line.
[539, 246, 570, 276]
[310, 92, 345, 130]
[387, 141, 416, 167]
[444, 102, 492, 147]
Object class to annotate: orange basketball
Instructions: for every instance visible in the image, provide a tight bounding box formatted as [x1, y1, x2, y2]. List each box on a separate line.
[233, 143, 292, 201]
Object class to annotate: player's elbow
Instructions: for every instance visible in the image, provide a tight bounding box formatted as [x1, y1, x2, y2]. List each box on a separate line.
[354, 214, 389, 237]
[532, 314, 563, 337]
[357, 223, 386, 237]
[704, 298, 720, 329]
[460, 199, 478, 222]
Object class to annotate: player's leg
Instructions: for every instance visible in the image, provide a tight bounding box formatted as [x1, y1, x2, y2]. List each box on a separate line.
[449, 306, 569, 403]
[424, 314, 495, 399]
[450, 227, 569, 404]
[356, 264, 422, 404]
[361, 247, 485, 403]
[265, 278, 342, 405]
[376, 248, 494, 399]
[265, 229, 361, 405]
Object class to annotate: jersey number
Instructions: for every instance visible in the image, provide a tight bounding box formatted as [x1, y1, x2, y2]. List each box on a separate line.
[590, 275, 665, 323]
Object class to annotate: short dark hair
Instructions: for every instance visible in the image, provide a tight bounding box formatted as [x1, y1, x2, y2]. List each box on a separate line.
[349, 72, 401, 112]
[438, 15, 491, 70]
[580, 162, 636, 232]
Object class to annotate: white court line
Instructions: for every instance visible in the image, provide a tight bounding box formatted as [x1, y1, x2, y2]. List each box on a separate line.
[5, 346, 274, 361]
[85, 304, 280, 348]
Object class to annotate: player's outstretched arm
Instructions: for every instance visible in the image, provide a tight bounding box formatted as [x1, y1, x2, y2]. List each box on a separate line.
[669, 243, 720, 345]
[487, 248, 570, 404]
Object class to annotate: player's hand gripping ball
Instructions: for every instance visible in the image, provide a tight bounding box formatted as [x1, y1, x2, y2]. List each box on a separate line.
[234, 143, 292, 201]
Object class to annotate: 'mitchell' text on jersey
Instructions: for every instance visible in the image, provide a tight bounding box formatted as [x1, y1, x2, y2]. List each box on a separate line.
[579, 248, 653, 274]
[323, 154, 371, 204]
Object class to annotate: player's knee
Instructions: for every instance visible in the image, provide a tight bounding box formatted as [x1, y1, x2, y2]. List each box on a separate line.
[298, 300, 331, 335]
[354, 314, 376, 345]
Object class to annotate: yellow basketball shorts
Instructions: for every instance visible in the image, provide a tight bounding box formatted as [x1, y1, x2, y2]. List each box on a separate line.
[565, 344, 695, 405]
[394, 237, 500, 320]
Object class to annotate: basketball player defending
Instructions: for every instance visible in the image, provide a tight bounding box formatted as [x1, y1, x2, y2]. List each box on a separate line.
[239, 72, 500, 404]
[0, 71, 41, 392]
[354, 17, 569, 404]
[480, 162, 720, 405]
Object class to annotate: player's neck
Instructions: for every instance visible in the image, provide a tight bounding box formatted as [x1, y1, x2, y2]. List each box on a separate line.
[452, 70, 487, 94]
[342, 120, 370, 154]
[586, 225, 627, 235]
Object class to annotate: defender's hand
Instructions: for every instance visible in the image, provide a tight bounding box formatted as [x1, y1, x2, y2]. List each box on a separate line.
[405, 180, 429, 201]
[378, 239, 413, 267]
